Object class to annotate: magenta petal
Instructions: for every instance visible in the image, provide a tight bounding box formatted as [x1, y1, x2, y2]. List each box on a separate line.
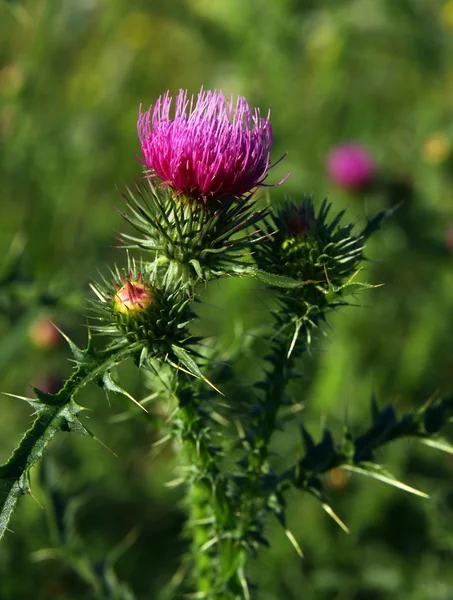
[138, 88, 284, 200]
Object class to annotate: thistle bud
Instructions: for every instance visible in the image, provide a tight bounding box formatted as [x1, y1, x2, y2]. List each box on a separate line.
[91, 263, 194, 365]
[113, 279, 154, 314]
[281, 203, 317, 243]
[255, 198, 366, 312]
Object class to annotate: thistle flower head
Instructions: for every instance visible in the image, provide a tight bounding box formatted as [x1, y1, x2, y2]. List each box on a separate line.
[327, 143, 376, 190]
[138, 88, 284, 200]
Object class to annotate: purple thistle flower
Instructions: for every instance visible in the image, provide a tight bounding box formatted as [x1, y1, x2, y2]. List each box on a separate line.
[327, 143, 376, 191]
[138, 88, 285, 201]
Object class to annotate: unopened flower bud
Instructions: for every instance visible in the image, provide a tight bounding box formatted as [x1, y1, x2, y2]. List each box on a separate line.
[423, 133, 450, 164]
[91, 265, 194, 362]
[113, 279, 154, 314]
[282, 204, 316, 241]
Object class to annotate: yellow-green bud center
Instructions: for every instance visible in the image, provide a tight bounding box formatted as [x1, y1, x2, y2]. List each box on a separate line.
[113, 281, 153, 314]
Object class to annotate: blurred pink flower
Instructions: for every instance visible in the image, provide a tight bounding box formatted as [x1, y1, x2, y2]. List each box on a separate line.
[327, 143, 376, 190]
[29, 318, 60, 350]
[29, 374, 62, 395]
[138, 88, 285, 200]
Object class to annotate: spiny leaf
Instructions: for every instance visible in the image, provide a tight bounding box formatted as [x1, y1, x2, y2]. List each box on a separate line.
[0, 346, 135, 540]
[170, 345, 223, 396]
[362, 203, 401, 240]
[0, 398, 83, 539]
[324, 280, 380, 304]
[102, 372, 148, 413]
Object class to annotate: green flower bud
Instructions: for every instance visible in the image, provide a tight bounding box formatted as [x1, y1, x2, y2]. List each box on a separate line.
[91, 263, 194, 365]
[113, 279, 154, 314]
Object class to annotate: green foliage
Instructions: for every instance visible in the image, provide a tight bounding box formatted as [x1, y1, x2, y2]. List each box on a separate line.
[38, 459, 136, 600]
[0, 336, 137, 541]
[2, 1, 453, 599]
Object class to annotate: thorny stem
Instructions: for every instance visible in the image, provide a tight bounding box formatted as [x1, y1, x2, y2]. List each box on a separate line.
[203, 327, 302, 597]
[175, 379, 242, 598]
[249, 334, 297, 473]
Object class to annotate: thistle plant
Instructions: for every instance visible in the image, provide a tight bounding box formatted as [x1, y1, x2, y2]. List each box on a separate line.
[1, 87, 453, 600]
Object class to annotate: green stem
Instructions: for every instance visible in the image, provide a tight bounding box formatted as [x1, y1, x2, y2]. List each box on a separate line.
[249, 334, 296, 473]
[175, 380, 241, 599]
[230, 326, 304, 590]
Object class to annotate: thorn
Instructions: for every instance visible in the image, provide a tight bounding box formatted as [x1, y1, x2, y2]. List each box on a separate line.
[151, 435, 172, 449]
[284, 528, 304, 558]
[165, 478, 186, 488]
[323, 263, 331, 287]
[29, 482, 43, 510]
[200, 536, 218, 553]
[343, 465, 429, 499]
[51, 325, 84, 359]
[166, 359, 224, 396]
[421, 438, 453, 455]
[86, 429, 118, 457]
[89, 283, 107, 302]
[210, 411, 229, 427]
[321, 503, 350, 534]
[3, 392, 36, 404]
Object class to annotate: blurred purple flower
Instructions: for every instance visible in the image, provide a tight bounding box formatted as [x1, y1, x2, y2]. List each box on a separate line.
[29, 318, 60, 350]
[138, 88, 286, 200]
[30, 374, 62, 395]
[327, 143, 376, 190]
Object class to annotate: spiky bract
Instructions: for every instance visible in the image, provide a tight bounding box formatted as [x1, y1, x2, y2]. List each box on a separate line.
[119, 179, 267, 287]
[251, 197, 387, 357]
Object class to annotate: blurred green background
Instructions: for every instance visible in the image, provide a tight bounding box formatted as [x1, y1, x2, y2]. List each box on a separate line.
[2, 0, 453, 598]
